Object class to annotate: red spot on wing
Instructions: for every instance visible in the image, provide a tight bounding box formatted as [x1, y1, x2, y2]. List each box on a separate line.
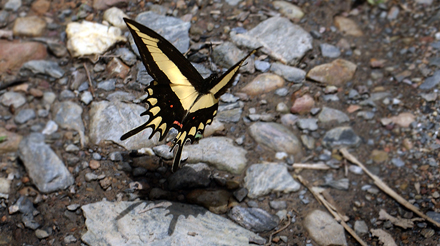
[170, 104, 173, 108]
[173, 121, 183, 128]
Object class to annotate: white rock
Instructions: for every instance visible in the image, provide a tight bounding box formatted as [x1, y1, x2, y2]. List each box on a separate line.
[103, 7, 128, 30]
[42, 120, 58, 135]
[66, 21, 126, 57]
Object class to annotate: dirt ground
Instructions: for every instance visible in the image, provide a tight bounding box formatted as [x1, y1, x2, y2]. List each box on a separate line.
[2, 0, 440, 245]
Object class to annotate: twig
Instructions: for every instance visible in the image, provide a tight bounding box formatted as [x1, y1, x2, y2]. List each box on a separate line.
[83, 62, 95, 97]
[340, 148, 440, 228]
[296, 175, 368, 246]
[292, 163, 330, 170]
[265, 214, 292, 246]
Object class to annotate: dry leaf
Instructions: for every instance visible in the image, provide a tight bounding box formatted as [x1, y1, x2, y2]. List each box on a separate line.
[371, 229, 397, 246]
[378, 209, 414, 229]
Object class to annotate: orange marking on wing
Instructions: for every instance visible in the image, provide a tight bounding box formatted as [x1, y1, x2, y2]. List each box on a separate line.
[173, 121, 183, 128]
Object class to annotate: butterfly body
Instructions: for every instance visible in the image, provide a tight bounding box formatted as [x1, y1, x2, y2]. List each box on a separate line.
[121, 18, 257, 172]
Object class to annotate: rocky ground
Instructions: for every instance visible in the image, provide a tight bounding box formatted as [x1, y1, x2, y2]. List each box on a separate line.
[0, 0, 440, 245]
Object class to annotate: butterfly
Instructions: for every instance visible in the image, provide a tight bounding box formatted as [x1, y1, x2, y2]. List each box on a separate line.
[120, 18, 258, 172]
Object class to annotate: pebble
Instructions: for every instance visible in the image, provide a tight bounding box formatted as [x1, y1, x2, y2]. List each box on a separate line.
[249, 122, 302, 157]
[322, 126, 361, 148]
[334, 16, 364, 37]
[184, 137, 247, 174]
[241, 73, 284, 96]
[291, 94, 315, 114]
[97, 79, 116, 91]
[244, 163, 301, 198]
[66, 21, 126, 57]
[14, 109, 36, 124]
[64, 234, 77, 244]
[4, 0, 21, 11]
[269, 62, 306, 83]
[81, 91, 93, 105]
[35, 229, 50, 239]
[103, 7, 128, 30]
[231, 16, 312, 64]
[20, 60, 64, 78]
[307, 59, 356, 85]
[18, 133, 74, 193]
[320, 43, 341, 58]
[269, 200, 287, 210]
[296, 118, 318, 131]
[1, 92, 26, 108]
[13, 16, 47, 37]
[273, 1, 304, 20]
[1, 42, 46, 73]
[318, 106, 349, 123]
[304, 210, 348, 246]
[254, 60, 270, 72]
[228, 206, 279, 232]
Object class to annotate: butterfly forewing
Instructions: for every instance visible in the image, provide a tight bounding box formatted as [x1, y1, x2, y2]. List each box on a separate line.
[124, 18, 204, 90]
[210, 49, 258, 98]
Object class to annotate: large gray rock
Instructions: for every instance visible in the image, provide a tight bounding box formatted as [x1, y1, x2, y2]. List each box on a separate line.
[231, 16, 312, 65]
[81, 200, 265, 246]
[18, 133, 74, 193]
[89, 100, 159, 150]
[130, 11, 191, 54]
[248, 122, 302, 159]
[244, 163, 300, 198]
[185, 137, 247, 174]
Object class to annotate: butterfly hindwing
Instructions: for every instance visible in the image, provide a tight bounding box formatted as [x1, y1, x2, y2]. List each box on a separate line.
[120, 81, 185, 141]
[169, 51, 258, 171]
[171, 97, 218, 172]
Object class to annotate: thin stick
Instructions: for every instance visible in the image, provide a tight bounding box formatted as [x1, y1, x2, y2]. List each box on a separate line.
[296, 175, 368, 246]
[265, 214, 292, 246]
[340, 148, 440, 228]
[292, 163, 330, 170]
[83, 62, 95, 97]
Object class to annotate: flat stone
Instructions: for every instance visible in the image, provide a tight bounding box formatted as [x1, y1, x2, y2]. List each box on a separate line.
[241, 73, 284, 96]
[273, 1, 304, 20]
[334, 16, 363, 37]
[81, 200, 264, 245]
[249, 122, 302, 158]
[13, 16, 46, 37]
[0, 127, 22, 154]
[290, 94, 315, 114]
[184, 137, 247, 174]
[89, 100, 159, 150]
[1, 92, 26, 108]
[0, 41, 47, 73]
[66, 21, 126, 57]
[228, 206, 279, 233]
[318, 106, 350, 123]
[14, 109, 36, 124]
[322, 126, 361, 148]
[231, 16, 312, 64]
[269, 62, 306, 83]
[307, 59, 357, 86]
[304, 210, 347, 246]
[244, 163, 301, 198]
[18, 133, 74, 193]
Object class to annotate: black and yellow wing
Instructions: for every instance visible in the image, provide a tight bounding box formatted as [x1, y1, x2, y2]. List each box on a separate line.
[120, 18, 257, 172]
